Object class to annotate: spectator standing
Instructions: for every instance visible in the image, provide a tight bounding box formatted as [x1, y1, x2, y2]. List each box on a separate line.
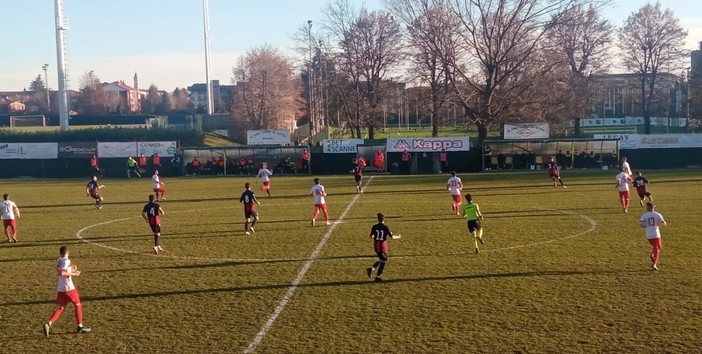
[138, 153, 148, 174]
[374, 150, 385, 172]
[151, 153, 161, 173]
[401, 150, 411, 174]
[439, 149, 448, 173]
[170, 154, 182, 176]
[301, 149, 311, 173]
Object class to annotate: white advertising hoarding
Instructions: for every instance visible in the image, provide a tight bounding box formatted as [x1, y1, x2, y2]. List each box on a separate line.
[18, 143, 58, 159]
[323, 139, 364, 153]
[614, 134, 702, 149]
[247, 130, 290, 145]
[386, 137, 470, 152]
[137, 141, 177, 157]
[0, 143, 20, 159]
[504, 123, 549, 139]
[98, 142, 137, 158]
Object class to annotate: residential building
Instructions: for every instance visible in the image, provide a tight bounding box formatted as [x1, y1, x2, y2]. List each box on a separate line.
[187, 80, 234, 113]
[102, 81, 141, 113]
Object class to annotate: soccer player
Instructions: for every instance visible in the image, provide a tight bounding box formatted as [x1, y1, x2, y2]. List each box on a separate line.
[256, 166, 273, 197]
[152, 170, 166, 201]
[639, 202, 667, 271]
[547, 160, 566, 188]
[127, 156, 141, 178]
[615, 167, 633, 213]
[86, 175, 105, 210]
[462, 194, 484, 254]
[90, 155, 101, 177]
[620, 157, 632, 176]
[142, 195, 165, 255]
[138, 153, 148, 173]
[43, 246, 91, 336]
[1, 194, 20, 242]
[633, 171, 653, 206]
[446, 171, 463, 215]
[310, 178, 330, 226]
[351, 158, 363, 193]
[366, 213, 400, 282]
[240, 182, 261, 235]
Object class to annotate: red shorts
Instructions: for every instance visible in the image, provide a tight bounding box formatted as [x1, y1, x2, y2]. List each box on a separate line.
[636, 186, 649, 197]
[647, 238, 662, 250]
[452, 195, 462, 203]
[56, 289, 81, 306]
[153, 187, 165, 193]
[619, 191, 629, 199]
[549, 171, 559, 178]
[90, 193, 101, 200]
[374, 240, 388, 255]
[262, 181, 270, 190]
[3, 219, 16, 228]
[314, 204, 327, 211]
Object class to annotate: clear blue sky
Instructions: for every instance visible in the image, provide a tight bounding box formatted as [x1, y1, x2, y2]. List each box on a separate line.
[0, 0, 700, 92]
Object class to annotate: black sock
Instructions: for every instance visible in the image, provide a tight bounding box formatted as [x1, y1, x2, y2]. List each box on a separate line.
[251, 218, 257, 228]
[245, 221, 249, 231]
[372, 261, 381, 269]
[377, 262, 386, 277]
[154, 235, 159, 246]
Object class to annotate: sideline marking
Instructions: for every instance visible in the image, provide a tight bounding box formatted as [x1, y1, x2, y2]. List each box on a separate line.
[243, 176, 374, 354]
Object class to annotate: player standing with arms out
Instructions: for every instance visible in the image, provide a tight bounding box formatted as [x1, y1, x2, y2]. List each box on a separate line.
[462, 194, 484, 254]
[152, 170, 166, 201]
[633, 171, 653, 207]
[126, 156, 141, 178]
[310, 178, 331, 226]
[142, 195, 165, 255]
[366, 213, 401, 282]
[1, 194, 20, 242]
[351, 158, 363, 193]
[86, 175, 105, 210]
[620, 157, 632, 176]
[240, 182, 261, 235]
[615, 167, 633, 213]
[446, 171, 463, 215]
[256, 166, 273, 197]
[639, 202, 666, 270]
[43, 246, 91, 336]
[547, 159, 566, 188]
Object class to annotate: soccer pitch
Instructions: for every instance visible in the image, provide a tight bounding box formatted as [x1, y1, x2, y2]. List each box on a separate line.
[0, 170, 700, 353]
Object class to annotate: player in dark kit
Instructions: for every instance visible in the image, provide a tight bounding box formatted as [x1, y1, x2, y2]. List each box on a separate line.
[142, 195, 165, 255]
[85, 175, 105, 209]
[350, 158, 363, 193]
[633, 171, 653, 206]
[366, 213, 400, 282]
[547, 160, 566, 188]
[240, 182, 261, 235]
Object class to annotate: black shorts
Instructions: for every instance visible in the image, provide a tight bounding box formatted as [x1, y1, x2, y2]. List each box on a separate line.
[354, 175, 362, 183]
[149, 223, 161, 234]
[245, 210, 258, 219]
[467, 220, 481, 233]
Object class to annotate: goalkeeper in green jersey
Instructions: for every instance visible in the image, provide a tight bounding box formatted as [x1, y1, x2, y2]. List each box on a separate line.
[462, 194, 484, 254]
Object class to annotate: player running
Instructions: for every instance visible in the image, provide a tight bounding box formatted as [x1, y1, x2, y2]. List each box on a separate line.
[547, 160, 566, 188]
[462, 194, 484, 254]
[1, 194, 20, 242]
[633, 171, 653, 207]
[240, 182, 261, 235]
[142, 195, 165, 255]
[615, 167, 633, 213]
[639, 202, 666, 271]
[351, 158, 363, 193]
[310, 178, 330, 226]
[43, 246, 91, 336]
[256, 166, 273, 197]
[620, 157, 632, 176]
[446, 171, 463, 215]
[151, 170, 166, 201]
[86, 175, 105, 209]
[366, 213, 401, 282]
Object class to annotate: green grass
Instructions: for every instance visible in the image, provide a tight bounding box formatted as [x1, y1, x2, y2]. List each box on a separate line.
[1, 171, 701, 353]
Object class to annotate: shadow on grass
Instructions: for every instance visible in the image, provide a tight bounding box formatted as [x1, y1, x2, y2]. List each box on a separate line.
[1, 269, 650, 307]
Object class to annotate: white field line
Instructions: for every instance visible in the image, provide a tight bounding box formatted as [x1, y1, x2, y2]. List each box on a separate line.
[243, 176, 374, 354]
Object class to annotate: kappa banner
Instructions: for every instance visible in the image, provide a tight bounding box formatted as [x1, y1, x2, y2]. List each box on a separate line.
[247, 130, 290, 145]
[98, 142, 137, 158]
[18, 143, 58, 159]
[323, 139, 364, 153]
[386, 138, 470, 152]
[504, 123, 549, 140]
[615, 134, 702, 149]
[137, 141, 177, 157]
[58, 142, 97, 159]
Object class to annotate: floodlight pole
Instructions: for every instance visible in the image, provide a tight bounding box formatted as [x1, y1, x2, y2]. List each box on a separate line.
[203, 0, 214, 115]
[42, 64, 50, 110]
[54, 0, 70, 131]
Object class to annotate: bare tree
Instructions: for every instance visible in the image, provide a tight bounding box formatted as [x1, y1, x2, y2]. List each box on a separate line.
[546, 3, 613, 136]
[322, 0, 404, 139]
[77, 71, 108, 114]
[233, 45, 303, 131]
[618, 2, 687, 134]
[387, 0, 458, 137]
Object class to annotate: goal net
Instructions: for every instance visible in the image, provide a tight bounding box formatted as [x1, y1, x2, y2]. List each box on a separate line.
[10, 115, 48, 127]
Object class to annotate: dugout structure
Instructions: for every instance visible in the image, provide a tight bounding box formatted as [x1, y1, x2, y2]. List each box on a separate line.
[181, 145, 312, 176]
[9, 115, 48, 127]
[483, 139, 620, 171]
